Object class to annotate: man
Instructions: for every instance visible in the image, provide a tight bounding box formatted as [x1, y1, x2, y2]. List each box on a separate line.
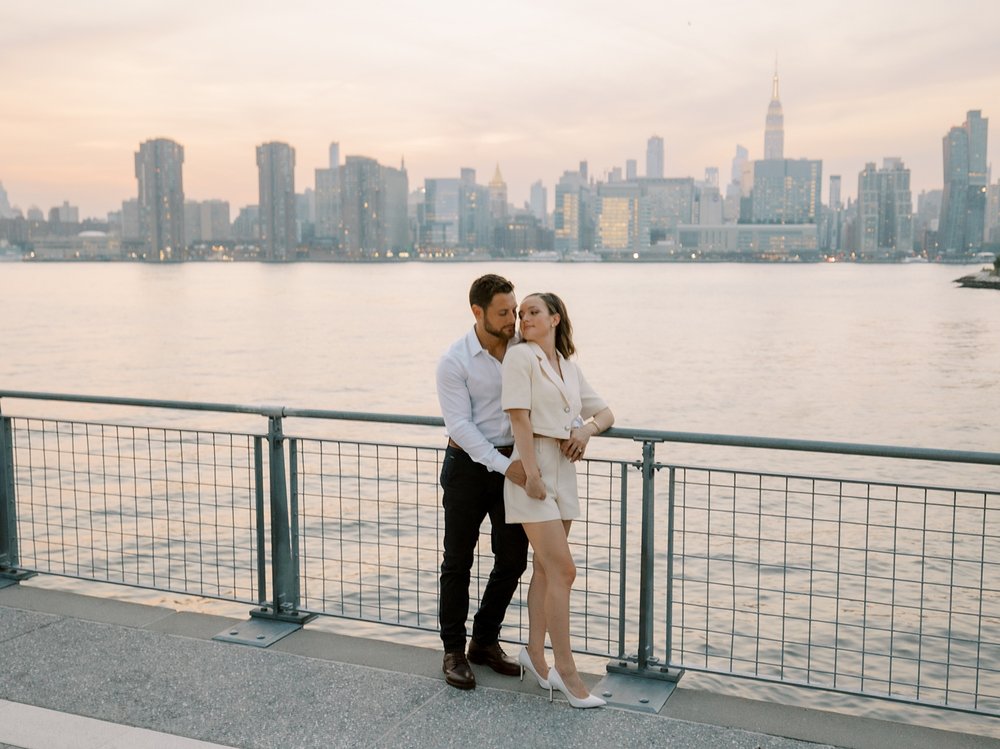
[436, 273, 529, 690]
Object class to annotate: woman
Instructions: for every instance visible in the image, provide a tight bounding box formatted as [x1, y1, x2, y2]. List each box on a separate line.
[501, 292, 614, 709]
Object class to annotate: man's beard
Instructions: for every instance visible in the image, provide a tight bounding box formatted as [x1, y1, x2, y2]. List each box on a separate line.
[484, 319, 514, 340]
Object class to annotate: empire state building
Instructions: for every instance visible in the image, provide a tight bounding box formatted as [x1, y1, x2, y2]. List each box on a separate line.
[764, 65, 784, 160]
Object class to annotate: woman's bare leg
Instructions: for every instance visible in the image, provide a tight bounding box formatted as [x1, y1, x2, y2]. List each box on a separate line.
[523, 518, 590, 698]
[525, 556, 549, 677]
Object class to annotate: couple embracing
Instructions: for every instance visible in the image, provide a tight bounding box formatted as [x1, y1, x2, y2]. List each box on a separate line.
[436, 273, 614, 709]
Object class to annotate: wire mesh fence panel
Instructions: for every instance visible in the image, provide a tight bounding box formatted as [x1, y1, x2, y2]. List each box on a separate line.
[292, 438, 627, 656]
[10, 417, 262, 603]
[665, 465, 1000, 714]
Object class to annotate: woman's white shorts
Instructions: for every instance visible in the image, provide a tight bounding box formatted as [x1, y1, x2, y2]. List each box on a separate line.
[504, 436, 580, 524]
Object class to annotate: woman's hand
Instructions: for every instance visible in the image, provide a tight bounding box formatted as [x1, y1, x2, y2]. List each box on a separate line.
[525, 472, 546, 500]
[560, 427, 591, 462]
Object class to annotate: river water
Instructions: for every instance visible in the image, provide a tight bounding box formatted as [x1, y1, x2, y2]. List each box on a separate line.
[2, 260, 1000, 734]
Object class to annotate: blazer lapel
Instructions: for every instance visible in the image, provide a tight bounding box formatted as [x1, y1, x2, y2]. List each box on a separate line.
[527, 342, 571, 407]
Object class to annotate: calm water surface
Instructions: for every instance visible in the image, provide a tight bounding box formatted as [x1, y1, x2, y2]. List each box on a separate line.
[3, 261, 997, 476]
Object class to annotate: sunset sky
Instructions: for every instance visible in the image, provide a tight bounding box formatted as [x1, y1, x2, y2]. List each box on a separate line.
[2, 0, 998, 218]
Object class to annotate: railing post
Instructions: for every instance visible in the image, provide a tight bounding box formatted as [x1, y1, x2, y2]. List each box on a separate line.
[252, 414, 311, 624]
[214, 412, 312, 647]
[598, 439, 680, 713]
[636, 439, 657, 671]
[0, 405, 35, 586]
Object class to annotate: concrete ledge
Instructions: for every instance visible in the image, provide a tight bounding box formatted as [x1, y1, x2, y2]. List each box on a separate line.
[0, 585, 175, 628]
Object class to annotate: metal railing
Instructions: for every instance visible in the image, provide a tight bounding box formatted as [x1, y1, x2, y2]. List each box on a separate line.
[1, 390, 998, 716]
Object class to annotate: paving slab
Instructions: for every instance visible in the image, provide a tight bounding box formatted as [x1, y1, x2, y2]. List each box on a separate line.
[0, 585, 173, 628]
[0, 608, 60, 645]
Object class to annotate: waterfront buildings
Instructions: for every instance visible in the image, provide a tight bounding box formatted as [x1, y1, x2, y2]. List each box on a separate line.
[256, 141, 297, 261]
[134, 138, 185, 261]
[939, 110, 989, 254]
[184, 200, 232, 245]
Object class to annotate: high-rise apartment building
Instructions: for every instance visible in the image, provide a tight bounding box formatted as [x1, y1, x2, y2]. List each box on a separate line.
[256, 141, 296, 260]
[764, 65, 784, 160]
[340, 156, 409, 255]
[315, 141, 341, 243]
[646, 136, 664, 179]
[554, 170, 587, 253]
[135, 137, 185, 260]
[626, 159, 638, 182]
[748, 159, 822, 224]
[857, 159, 913, 255]
[423, 178, 460, 248]
[939, 109, 989, 253]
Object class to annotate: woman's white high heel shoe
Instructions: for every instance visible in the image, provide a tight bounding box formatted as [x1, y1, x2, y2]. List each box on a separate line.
[547, 666, 606, 708]
[518, 647, 550, 689]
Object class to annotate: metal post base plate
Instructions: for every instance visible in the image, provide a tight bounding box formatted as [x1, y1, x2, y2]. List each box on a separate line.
[213, 618, 303, 648]
[594, 671, 678, 713]
[0, 567, 36, 588]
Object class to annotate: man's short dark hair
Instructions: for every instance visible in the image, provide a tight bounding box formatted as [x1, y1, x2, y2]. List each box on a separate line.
[469, 274, 514, 310]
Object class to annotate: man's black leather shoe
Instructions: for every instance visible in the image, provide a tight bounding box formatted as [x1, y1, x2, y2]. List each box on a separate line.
[443, 651, 476, 689]
[467, 641, 520, 677]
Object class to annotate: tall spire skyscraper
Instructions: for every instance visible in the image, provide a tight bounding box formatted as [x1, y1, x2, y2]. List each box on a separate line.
[764, 61, 784, 160]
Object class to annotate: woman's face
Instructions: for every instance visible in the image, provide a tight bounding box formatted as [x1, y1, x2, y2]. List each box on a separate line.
[518, 295, 559, 343]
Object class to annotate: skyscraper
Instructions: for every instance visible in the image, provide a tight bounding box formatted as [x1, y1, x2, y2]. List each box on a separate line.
[135, 138, 185, 260]
[530, 180, 548, 227]
[764, 64, 784, 160]
[939, 110, 989, 253]
[646, 136, 664, 179]
[315, 142, 341, 243]
[256, 141, 296, 260]
[340, 156, 409, 255]
[488, 165, 508, 220]
[857, 159, 913, 255]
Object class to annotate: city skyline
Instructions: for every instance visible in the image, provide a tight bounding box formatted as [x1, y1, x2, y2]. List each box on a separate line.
[2, 1, 999, 217]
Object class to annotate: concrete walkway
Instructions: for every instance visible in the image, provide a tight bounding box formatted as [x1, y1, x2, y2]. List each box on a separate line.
[1, 584, 997, 749]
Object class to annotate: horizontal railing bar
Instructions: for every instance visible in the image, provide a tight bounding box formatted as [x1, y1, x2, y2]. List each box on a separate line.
[0, 390, 284, 417]
[2, 390, 998, 466]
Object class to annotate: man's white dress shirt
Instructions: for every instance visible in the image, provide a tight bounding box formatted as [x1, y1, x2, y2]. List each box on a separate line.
[436, 326, 515, 476]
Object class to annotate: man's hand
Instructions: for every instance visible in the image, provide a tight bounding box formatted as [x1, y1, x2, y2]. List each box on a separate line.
[524, 473, 546, 500]
[504, 459, 527, 487]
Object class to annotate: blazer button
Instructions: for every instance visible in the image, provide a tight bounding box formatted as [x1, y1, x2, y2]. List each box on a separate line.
[564, 425, 570, 431]
[564, 406, 570, 412]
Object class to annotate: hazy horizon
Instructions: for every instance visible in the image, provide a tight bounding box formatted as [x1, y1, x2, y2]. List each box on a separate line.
[2, 0, 998, 217]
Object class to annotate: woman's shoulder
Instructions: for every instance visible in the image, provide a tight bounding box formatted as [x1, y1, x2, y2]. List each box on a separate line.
[504, 341, 538, 365]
